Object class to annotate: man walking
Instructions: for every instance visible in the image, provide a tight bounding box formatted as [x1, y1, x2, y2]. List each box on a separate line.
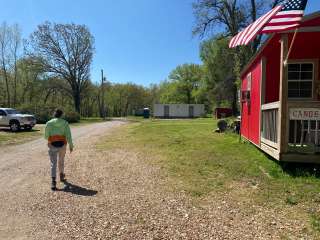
[45, 109, 74, 191]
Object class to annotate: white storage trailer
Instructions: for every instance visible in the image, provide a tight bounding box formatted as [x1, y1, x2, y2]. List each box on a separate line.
[153, 104, 205, 118]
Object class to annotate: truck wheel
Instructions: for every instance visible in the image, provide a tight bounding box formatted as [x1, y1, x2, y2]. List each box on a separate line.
[10, 121, 21, 132]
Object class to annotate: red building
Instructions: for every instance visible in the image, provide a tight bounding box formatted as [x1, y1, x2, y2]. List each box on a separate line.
[215, 108, 233, 119]
[240, 12, 320, 162]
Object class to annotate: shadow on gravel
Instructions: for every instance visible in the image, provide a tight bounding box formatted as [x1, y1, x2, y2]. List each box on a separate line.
[59, 181, 98, 196]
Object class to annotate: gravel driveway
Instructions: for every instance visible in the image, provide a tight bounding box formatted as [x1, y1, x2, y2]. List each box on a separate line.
[0, 121, 314, 240]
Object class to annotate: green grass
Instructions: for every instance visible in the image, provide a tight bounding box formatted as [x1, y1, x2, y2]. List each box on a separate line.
[98, 118, 320, 234]
[311, 214, 320, 232]
[71, 117, 111, 126]
[0, 125, 44, 146]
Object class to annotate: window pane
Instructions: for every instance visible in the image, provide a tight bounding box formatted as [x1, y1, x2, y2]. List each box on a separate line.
[301, 71, 313, 80]
[301, 64, 313, 71]
[288, 64, 300, 71]
[300, 90, 312, 98]
[288, 89, 300, 98]
[288, 81, 299, 89]
[288, 71, 300, 80]
[300, 81, 312, 90]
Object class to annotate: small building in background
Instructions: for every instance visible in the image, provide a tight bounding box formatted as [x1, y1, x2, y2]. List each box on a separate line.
[215, 108, 233, 119]
[154, 104, 205, 118]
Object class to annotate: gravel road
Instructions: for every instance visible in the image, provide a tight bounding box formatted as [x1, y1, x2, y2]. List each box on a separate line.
[0, 121, 315, 240]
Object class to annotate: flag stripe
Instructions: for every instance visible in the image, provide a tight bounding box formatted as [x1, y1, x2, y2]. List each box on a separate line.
[237, 22, 255, 45]
[276, 10, 304, 16]
[262, 24, 300, 32]
[272, 14, 303, 18]
[269, 17, 302, 23]
[264, 21, 301, 27]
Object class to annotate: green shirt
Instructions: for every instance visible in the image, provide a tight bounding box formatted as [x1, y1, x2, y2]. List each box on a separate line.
[44, 118, 74, 148]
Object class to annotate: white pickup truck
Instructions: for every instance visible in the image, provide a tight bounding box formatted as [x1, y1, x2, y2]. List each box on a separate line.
[0, 108, 36, 132]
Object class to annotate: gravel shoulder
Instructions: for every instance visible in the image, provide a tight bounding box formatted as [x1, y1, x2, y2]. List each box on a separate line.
[0, 120, 316, 240]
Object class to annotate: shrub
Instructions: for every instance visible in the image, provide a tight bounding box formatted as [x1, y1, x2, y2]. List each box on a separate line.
[285, 196, 298, 205]
[64, 111, 80, 123]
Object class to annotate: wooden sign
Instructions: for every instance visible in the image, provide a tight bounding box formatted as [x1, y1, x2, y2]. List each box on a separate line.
[289, 108, 320, 120]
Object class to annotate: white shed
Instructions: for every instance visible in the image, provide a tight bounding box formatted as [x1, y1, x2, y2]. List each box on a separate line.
[153, 104, 205, 118]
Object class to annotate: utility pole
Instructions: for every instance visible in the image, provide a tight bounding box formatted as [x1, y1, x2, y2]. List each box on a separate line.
[101, 69, 106, 119]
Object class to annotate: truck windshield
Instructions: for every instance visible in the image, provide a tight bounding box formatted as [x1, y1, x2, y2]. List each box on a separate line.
[6, 109, 20, 114]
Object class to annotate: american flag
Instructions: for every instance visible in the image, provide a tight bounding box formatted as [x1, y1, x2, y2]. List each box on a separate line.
[229, 0, 308, 48]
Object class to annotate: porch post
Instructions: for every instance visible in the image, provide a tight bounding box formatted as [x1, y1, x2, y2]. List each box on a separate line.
[278, 34, 289, 154]
[259, 57, 267, 146]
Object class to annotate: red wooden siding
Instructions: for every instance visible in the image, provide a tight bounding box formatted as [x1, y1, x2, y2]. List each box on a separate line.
[264, 36, 281, 103]
[241, 60, 261, 145]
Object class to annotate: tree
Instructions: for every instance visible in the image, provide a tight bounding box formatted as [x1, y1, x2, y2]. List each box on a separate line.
[193, 0, 247, 38]
[192, 0, 283, 53]
[11, 24, 21, 107]
[0, 22, 12, 106]
[17, 56, 45, 104]
[158, 80, 181, 104]
[158, 64, 204, 105]
[200, 36, 236, 111]
[168, 64, 204, 104]
[28, 22, 94, 113]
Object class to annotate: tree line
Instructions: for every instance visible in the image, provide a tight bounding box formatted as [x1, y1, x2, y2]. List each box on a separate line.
[0, 0, 283, 119]
[0, 22, 158, 120]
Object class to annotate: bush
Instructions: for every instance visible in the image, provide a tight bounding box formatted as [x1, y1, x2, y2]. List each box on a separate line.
[64, 111, 80, 123]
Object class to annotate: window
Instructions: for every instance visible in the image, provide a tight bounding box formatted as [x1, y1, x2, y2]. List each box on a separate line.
[288, 63, 313, 99]
[241, 91, 251, 102]
[241, 72, 252, 103]
[5, 109, 20, 114]
[247, 72, 252, 91]
[0, 110, 6, 116]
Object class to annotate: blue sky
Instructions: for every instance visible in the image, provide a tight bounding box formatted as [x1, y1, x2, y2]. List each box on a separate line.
[1, 0, 320, 87]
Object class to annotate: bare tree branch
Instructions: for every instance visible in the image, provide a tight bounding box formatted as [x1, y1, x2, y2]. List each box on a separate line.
[27, 22, 95, 112]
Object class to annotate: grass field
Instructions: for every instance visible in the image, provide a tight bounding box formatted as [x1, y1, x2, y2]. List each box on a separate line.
[99, 118, 320, 234]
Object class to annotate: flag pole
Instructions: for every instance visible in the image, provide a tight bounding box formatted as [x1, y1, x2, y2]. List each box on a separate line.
[284, 28, 299, 66]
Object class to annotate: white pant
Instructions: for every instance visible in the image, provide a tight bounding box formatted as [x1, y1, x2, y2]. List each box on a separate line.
[48, 145, 67, 178]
